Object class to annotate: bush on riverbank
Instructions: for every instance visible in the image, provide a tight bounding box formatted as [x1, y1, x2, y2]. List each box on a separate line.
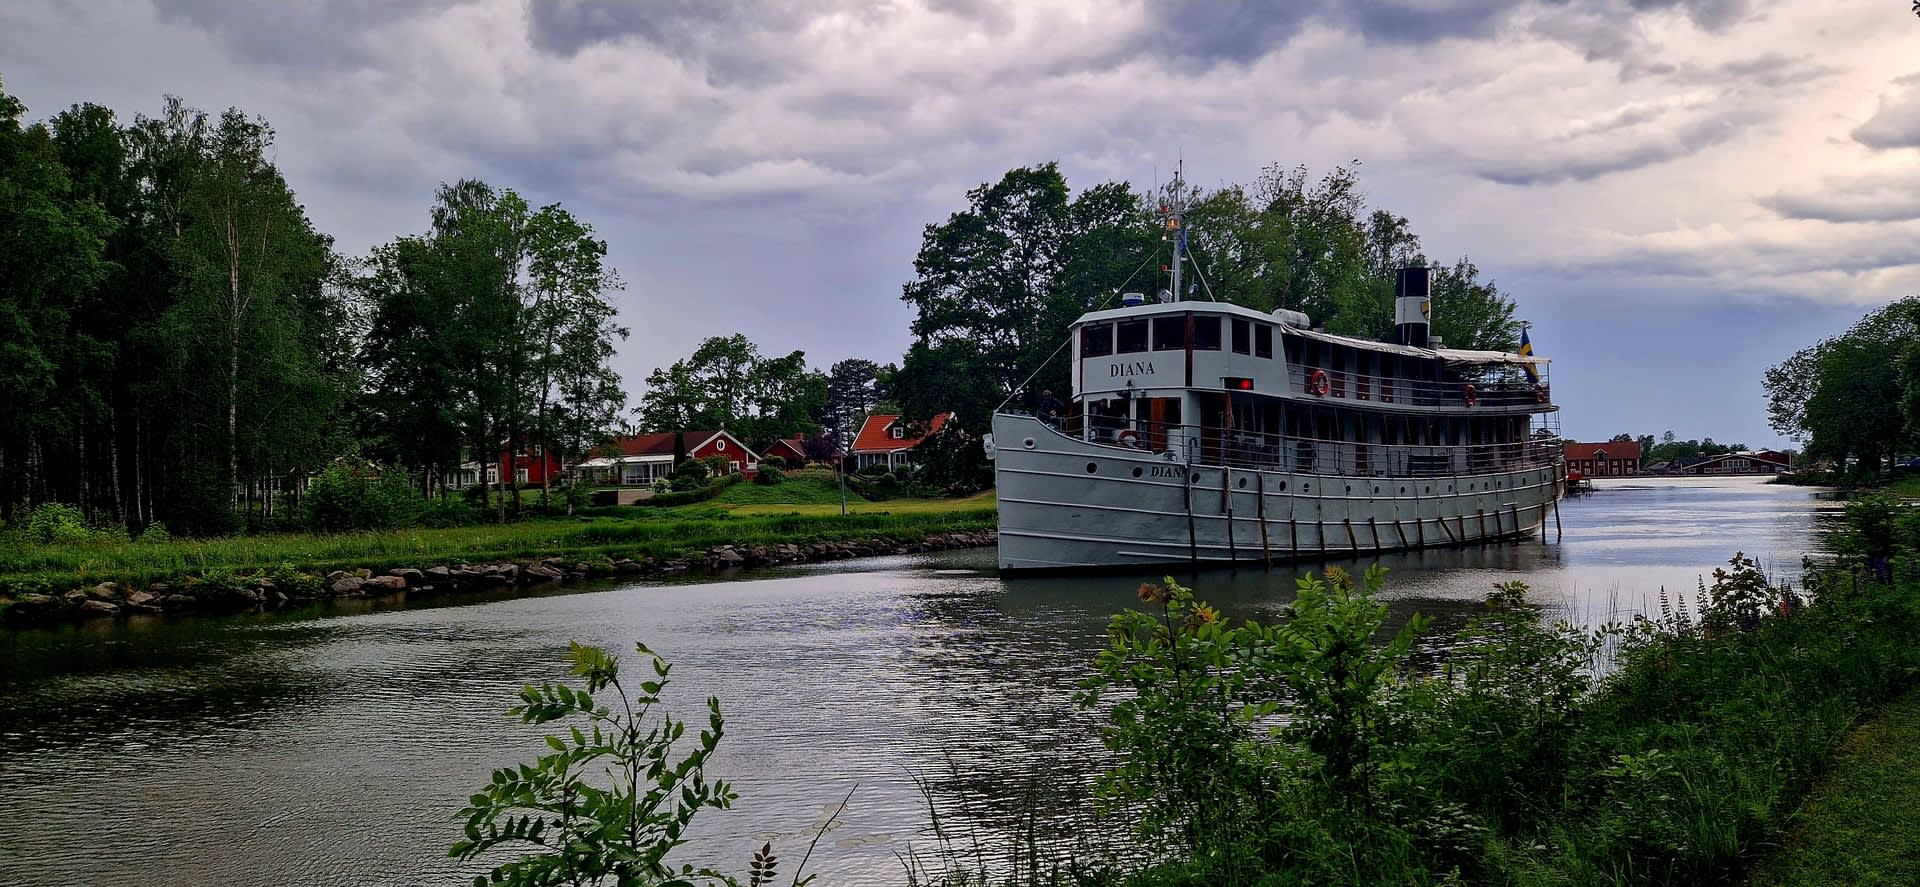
[932, 499, 1920, 885]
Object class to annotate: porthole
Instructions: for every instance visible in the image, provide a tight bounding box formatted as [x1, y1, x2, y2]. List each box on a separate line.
[1131, 467, 1143, 478]
[1400, 486, 1407, 495]
[1278, 480, 1288, 491]
[1344, 484, 1352, 494]
[1191, 472, 1202, 483]
[1086, 462, 1098, 474]
[1022, 438, 1036, 449]
[1237, 477, 1249, 489]
[1303, 483, 1310, 493]
[1425, 486, 1431, 494]
[1372, 486, 1380, 495]
[1448, 484, 1454, 492]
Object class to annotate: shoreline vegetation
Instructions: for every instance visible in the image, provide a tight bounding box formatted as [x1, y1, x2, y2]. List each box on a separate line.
[459, 494, 1920, 887]
[0, 489, 996, 627]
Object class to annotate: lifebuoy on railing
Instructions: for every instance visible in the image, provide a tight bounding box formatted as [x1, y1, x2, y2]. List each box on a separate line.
[1116, 429, 1142, 448]
[1462, 383, 1478, 407]
[1307, 369, 1331, 397]
[1533, 383, 1549, 404]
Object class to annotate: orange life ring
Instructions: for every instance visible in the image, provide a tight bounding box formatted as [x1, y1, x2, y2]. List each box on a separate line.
[1307, 369, 1331, 397]
[1116, 429, 1142, 448]
[1462, 383, 1478, 407]
[1533, 383, 1549, 404]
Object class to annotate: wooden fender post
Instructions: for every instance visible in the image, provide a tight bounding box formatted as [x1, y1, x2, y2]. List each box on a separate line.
[1256, 473, 1272, 569]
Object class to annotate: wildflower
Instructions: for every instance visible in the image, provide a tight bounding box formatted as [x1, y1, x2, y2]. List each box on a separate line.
[1137, 582, 1166, 605]
[1185, 603, 1221, 630]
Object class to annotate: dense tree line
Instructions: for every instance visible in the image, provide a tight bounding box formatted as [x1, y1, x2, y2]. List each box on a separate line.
[0, 79, 625, 533]
[1764, 296, 1920, 472]
[1606, 432, 1752, 464]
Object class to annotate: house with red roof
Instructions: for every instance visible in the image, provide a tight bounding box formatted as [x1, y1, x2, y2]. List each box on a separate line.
[850, 413, 954, 472]
[1564, 441, 1641, 477]
[575, 430, 759, 486]
[761, 435, 813, 468]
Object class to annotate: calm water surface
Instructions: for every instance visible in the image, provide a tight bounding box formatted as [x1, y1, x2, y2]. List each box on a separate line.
[0, 477, 1839, 886]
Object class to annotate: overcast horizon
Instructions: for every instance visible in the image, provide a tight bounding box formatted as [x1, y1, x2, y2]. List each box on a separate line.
[6, 0, 1919, 449]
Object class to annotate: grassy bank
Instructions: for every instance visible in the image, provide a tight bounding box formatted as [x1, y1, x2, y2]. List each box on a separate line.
[0, 498, 996, 598]
[1747, 686, 1920, 886]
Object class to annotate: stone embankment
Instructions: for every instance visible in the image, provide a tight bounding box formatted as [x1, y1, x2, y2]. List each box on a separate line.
[2, 531, 997, 628]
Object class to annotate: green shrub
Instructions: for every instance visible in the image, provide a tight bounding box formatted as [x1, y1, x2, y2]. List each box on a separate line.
[752, 457, 785, 486]
[417, 497, 480, 528]
[669, 459, 711, 492]
[301, 463, 420, 532]
[136, 521, 172, 544]
[21, 503, 97, 544]
[639, 474, 742, 508]
[698, 454, 731, 478]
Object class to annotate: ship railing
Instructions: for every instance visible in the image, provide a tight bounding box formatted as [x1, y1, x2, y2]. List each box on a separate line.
[1283, 366, 1552, 409]
[1053, 416, 1561, 477]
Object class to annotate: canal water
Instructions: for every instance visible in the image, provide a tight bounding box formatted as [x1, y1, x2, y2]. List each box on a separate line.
[0, 477, 1840, 886]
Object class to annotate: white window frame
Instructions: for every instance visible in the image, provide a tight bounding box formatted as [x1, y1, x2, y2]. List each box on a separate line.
[890, 426, 904, 440]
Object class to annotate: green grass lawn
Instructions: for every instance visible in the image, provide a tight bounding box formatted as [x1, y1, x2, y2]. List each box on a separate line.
[0, 498, 997, 595]
[1747, 687, 1920, 886]
[1886, 474, 1920, 499]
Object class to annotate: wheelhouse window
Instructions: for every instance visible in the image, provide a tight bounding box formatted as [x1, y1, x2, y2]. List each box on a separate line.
[1116, 319, 1149, 353]
[1192, 316, 1221, 350]
[1152, 315, 1186, 351]
[1231, 318, 1251, 354]
[1254, 324, 1273, 359]
[1081, 323, 1113, 357]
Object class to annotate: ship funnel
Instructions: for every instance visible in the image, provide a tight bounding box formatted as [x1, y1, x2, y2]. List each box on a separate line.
[1394, 266, 1431, 348]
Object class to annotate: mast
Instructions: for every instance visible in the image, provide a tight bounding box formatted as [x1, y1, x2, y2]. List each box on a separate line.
[1168, 159, 1185, 302]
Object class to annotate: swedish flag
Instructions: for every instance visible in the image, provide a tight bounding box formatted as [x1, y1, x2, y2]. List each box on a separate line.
[1518, 327, 1540, 383]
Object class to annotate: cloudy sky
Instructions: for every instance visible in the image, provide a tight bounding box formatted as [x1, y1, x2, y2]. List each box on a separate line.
[5, 0, 1918, 447]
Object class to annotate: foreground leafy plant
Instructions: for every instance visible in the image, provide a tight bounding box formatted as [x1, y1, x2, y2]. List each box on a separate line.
[452, 641, 737, 886]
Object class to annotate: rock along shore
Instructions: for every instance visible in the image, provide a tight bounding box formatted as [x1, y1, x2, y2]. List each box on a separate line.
[1, 530, 998, 628]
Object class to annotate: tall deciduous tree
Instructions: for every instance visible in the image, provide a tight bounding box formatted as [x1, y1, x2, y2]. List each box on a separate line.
[0, 80, 114, 519]
[1766, 296, 1920, 471]
[635, 335, 825, 447]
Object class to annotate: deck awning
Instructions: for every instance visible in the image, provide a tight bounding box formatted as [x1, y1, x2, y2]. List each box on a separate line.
[575, 457, 618, 469]
[1286, 327, 1548, 366]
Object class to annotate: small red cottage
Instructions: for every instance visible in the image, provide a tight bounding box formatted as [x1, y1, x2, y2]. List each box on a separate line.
[850, 413, 954, 472]
[761, 435, 813, 467]
[575, 430, 760, 486]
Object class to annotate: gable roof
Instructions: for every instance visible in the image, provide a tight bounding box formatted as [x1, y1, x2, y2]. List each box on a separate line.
[851, 413, 953, 453]
[1565, 441, 1641, 462]
[600, 430, 748, 459]
[764, 437, 810, 462]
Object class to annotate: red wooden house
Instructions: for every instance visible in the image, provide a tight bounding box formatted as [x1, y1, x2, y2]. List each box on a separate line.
[575, 430, 760, 486]
[1564, 441, 1641, 477]
[762, 435, 812, 467]
[499, 442, 565, 486]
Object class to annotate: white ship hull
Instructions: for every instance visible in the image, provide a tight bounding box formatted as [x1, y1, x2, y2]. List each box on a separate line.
[991, 413, 1564, 572]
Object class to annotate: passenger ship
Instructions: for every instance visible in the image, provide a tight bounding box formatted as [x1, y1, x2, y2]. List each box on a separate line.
[986, 189, 1563, 572]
